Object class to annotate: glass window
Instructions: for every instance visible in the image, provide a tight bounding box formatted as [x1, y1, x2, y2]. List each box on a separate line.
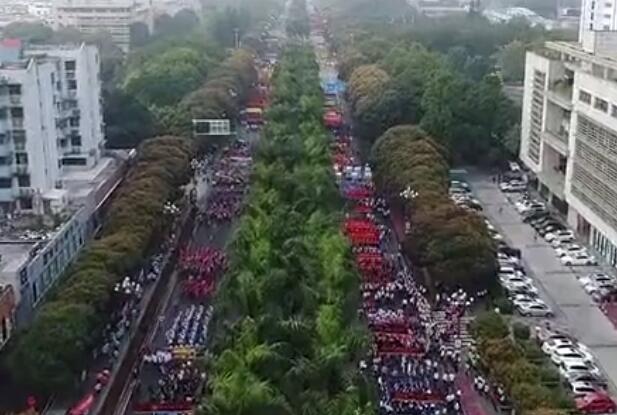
[0, 178, 12, 188]
[579, 90, 592, 104]
[595, 97, 609, 112]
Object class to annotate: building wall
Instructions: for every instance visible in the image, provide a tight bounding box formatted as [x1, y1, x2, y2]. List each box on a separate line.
[52, 0, 136, 52]
[580, 0, 617, 36]
[15, 209, 87, 325]
[0, 286, 15, 349]
[520, 51, 551, 173]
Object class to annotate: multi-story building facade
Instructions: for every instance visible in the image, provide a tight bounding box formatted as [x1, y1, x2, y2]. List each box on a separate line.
[0, 42, 104, 213]
[51, 0, 137, 52]
[520, 0, 617, 267]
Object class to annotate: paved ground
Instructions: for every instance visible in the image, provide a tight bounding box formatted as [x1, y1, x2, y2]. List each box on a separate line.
[465, 168, 617, 390]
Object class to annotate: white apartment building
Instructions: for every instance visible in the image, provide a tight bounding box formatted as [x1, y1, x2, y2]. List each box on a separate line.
[0, 42, 105, 214]
[52, 0, 138, 52]
[520, 0, 617, 267]
[580, 0, 617, 37]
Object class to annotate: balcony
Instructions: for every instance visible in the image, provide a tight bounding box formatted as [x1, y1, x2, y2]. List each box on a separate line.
[542, 129, 569, 155]
[537, 168, 566, 199]
[11, 118, 23, 129]
[12, 164, 28, 175]
[66, 71, 75, 80]
[14, 187, 34, 197]
[547, 82, 573, 109]
[8, 95, 20, 105]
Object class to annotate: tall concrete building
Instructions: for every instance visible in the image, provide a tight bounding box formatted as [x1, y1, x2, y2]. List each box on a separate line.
[51, 0, 137, 52]
[0, 41, 105, 213]
[520, 0, 617, 266]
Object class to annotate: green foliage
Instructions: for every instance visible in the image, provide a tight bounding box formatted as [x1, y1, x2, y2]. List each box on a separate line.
[512, 322, 531, 340]
[1, 22, 53, 43]
[472, 312, 574, 413]
[124, 47, 208, 107]
[205, 38, 373, 415]
[472, 312, 509, 339]
[8, 137, 194, 394]
[371, 125, 496, 291]
[495, 40, 527, 83]
[494, 296, 514, 314]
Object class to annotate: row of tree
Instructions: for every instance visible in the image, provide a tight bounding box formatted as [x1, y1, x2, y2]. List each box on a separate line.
[472, 312, 574, 414]
[202, 39, 374, 415]
[371, 125, 496, 291]
[6, 137, 194, 394]
[346, 41, 518, 165]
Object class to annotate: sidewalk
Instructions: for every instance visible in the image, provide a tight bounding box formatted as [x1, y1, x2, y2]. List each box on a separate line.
[464, 167, 617, 392]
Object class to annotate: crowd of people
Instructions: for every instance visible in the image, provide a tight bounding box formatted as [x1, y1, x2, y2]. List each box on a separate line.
[331, 117, 469, 415]
[198, 140, 253, 224]
[179, 247, 228, 299]
[133, 137, 257, 410]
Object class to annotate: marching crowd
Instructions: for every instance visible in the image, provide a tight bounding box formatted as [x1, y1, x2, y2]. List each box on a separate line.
[333, 124, 468, 415]
[134, 139, 254, 409]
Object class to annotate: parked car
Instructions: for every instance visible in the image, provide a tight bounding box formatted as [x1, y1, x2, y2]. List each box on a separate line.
[517, 301, 553, 317]
[575, 392, 617, 414]
[561, 252, 598, 266]
[555, 244, 586, 257]
[559, 360, 602, 376]
[500, 181, 527, 192]
[545, 230, 574, 242]
[551, 347, 591, 365]
[564, 372, 608, 389]
[538, 224, 566, 237]
[542, 338, 575, 355]
[571, 381, 601, 397]
[523, 211, 549, 223]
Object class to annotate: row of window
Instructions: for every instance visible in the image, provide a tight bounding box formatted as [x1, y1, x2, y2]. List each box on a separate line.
[575, 139, 617, 184]
[571, 164, 617, 230]
[577, 114, 617, 157]
[578, 89, 617, 117]
[0, 175, 30, 188]
[527, 71, 546, 164]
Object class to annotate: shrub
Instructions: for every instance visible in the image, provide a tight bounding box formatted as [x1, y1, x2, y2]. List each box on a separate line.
[512, 322, 530, 340]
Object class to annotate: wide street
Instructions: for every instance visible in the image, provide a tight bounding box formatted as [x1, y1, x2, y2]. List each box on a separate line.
[465, 168, 617, 389]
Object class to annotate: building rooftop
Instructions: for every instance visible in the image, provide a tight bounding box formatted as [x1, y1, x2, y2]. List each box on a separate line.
[546, 40, 617, 70]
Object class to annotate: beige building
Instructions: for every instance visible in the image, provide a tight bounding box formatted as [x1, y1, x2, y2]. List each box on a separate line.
[51, 0, 138, 52]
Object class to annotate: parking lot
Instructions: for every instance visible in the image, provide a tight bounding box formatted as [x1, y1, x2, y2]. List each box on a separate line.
[464, 168, 617, 391]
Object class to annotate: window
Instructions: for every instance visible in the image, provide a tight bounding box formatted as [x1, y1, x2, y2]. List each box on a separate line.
[19, 268, 27, 286]
[70, 135, 82, 147]
[8, 85, 21, 95]
[580, 90, 592, 104]
[606, 2, 612, 6]
[32, 281, 38, 304]
[17, 175, 30, 187]
[67, 80, 77, 90]
[64, 60, 76, 71]
[611, 105, 617, 118]
[62, 157, 87, 166]
[0, 178, 11, 188]
[0, 134, 6, 145]
[15, 153, 28, 165]
[69, 117, 80, 127]
[0, 108, 6, 119]
[605, 13, 612, 18]
[595, 97, 609, 112]
[10, 107, 23, 118]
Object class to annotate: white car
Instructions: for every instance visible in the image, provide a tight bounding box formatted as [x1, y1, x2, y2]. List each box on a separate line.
[500, 275, 533, 287]
[510, 294, 537, 308]
[582, 281, 617, 295]
[542, 338, 575, 355]
[551, 236, 575, 248]
[561, 252, 597, 266]
[559, 360, 602, 378]
[545, 230, 574, 243]
[555, 244, 586, 257]
[580, 273, 616, 286]
[500, 181, 526, 192]
[450, 180, 470, 191]
[497, 252, 519, 265]
[551, 347, 591, 365]
[570, 381, 600, 397]
[517, 301, 553, 317]
[518, 202, 545, 214]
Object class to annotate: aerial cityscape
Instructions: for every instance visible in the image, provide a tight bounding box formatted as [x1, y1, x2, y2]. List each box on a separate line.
[1, 0, 617, 415]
